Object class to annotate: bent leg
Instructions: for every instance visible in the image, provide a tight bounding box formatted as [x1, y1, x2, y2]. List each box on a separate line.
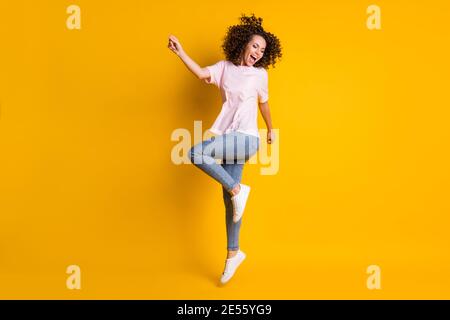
[188, 134, 240, 192]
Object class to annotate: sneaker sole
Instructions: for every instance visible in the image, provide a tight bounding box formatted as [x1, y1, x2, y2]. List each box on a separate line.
[220, 253, 246, 284]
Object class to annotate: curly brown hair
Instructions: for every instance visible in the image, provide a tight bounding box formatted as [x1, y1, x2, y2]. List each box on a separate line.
[221, 14, 282, 69]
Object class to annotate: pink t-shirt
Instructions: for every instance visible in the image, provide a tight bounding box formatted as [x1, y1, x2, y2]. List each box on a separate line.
[204, 60, 269, 139]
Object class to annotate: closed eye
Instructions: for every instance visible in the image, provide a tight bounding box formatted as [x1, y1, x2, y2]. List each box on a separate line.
[254, 44, 265, 50]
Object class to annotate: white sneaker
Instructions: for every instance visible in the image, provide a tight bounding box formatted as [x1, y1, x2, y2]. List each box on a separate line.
[220, 250, 246, 284]
[231, 183, 251, 223]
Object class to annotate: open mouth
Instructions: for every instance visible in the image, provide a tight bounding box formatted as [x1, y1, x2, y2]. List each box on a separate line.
[250, 55, 257, 63]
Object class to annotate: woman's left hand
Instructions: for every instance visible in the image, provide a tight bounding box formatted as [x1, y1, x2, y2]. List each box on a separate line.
[267, 129, 275, 144]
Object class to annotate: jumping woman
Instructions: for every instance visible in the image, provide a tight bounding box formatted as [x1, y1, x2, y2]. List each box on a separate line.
[168, 14, 282, 284]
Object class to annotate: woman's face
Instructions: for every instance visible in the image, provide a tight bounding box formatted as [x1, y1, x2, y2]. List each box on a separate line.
[240, 34, 266, 67]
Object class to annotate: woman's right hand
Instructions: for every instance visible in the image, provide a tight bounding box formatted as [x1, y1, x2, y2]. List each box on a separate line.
[168, 35, 184, 56]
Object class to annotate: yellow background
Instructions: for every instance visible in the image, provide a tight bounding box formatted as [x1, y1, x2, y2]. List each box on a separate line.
[1, 0, 449, 299]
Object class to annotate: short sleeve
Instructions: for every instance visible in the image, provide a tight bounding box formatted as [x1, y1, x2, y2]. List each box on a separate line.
[258, 69, 269, 103]
[204, 60, 226, 87]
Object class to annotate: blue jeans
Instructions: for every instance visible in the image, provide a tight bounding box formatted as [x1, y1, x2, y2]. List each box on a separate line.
[188, 131, 260, 250]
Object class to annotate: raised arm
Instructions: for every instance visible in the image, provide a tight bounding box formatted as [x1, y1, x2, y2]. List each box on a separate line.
[168, 35, 210, 80]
